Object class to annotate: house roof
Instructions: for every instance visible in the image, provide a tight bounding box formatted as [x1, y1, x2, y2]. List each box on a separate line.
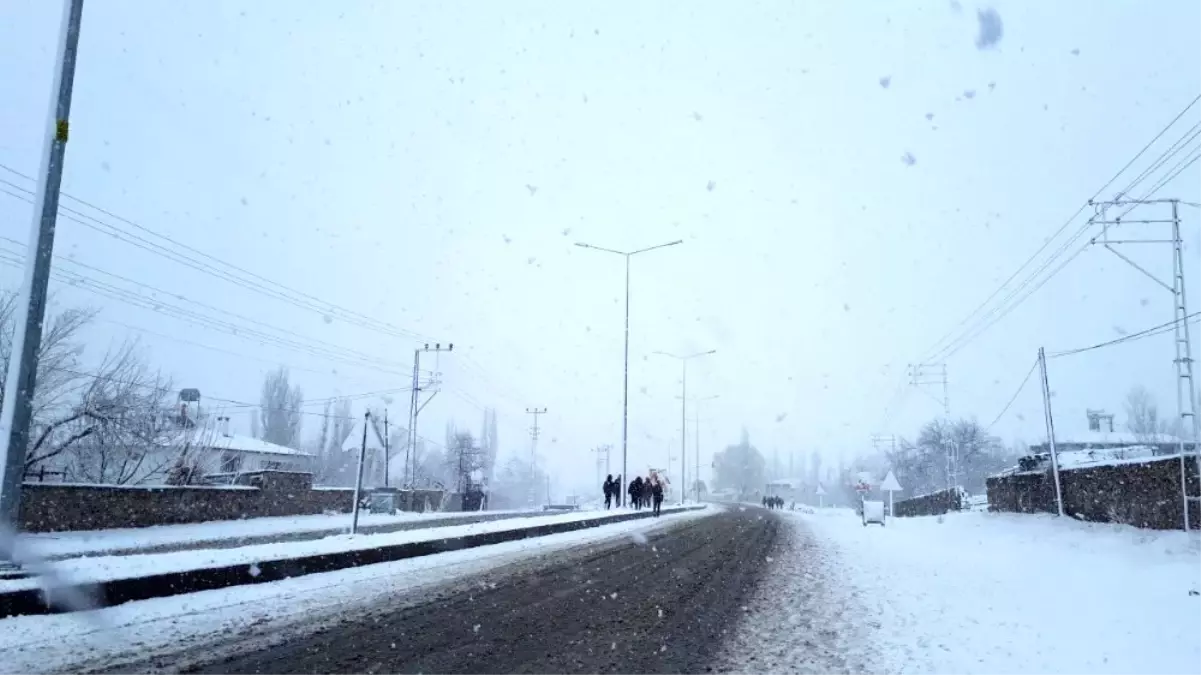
[206, 433, 315, 458]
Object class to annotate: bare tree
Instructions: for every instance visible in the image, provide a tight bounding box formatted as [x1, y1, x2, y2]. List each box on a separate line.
[1125, 385, 1171, 443]
[259, 366, 303, 448]
[65, 341, 183, 485]
[0, 293, 114, 473]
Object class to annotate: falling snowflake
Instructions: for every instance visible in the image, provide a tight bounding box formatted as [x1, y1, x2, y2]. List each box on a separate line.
[248, 563, 261, 578]
[610, 591, 618, 599]
[901, 152, 917, 166]
[963, 89, 976, 99]
[879, 75, 892, 89]
[975, 8, 1003, 49]
[526, 184, 538, 196]
[706, 180, 716, 192]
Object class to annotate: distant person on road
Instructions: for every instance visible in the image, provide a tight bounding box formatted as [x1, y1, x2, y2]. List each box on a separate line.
[650, 474, 665, 516]
[603, 474, 614, 509]
[613, 474, 622, 507]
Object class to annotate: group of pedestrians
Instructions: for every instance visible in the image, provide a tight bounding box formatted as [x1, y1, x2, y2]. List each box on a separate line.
[602, 472, 665, 516]
[763, 495, 784, 510]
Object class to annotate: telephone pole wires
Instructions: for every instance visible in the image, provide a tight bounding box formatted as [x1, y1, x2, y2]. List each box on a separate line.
[908, 363, 954, 489]
[526, 407, 547, 505]
[405, 342, 452, 487]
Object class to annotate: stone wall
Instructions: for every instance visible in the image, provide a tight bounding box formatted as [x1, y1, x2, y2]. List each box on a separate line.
[19, 471, 355, 533]
[893, 486, 966, 517]
[986, 454, 1200, 530]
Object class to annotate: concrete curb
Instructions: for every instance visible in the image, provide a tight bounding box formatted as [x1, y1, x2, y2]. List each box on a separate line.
[0, 506, 705, 618]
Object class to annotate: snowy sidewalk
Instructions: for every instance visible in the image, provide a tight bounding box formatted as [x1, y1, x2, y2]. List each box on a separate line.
[18, 508, 539, 560]
[727, 507, 1201, 674]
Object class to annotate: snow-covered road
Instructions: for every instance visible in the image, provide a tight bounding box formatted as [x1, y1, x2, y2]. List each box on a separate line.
[724, 507, 1201, 674]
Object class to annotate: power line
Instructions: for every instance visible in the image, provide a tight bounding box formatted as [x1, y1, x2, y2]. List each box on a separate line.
[0, 166, 527, 408]
[0, 169, 434, 343]
[986, 358, 1040, 430]
[0, 234, 411, 372]
[917, 94, 1201, 364]
[0, 248, 412, 377]
[1049, 312, 1201, 358]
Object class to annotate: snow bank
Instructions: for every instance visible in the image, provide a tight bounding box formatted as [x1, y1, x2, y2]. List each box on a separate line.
[2, 507, 694, 593]
[0, 508, 715, 674]
[18, 508, 536, 558]
[784, 509, 1201, 674]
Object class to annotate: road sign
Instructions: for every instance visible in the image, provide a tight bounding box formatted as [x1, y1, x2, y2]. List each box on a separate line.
[881, 470, 902, 492]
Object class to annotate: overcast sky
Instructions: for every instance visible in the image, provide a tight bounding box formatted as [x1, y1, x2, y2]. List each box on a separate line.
[2, 0, 1199, 496]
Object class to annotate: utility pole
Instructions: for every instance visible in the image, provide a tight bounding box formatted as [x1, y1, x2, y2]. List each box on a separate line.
[526, 407, 547, 506]
[1088, 198, 1199, 530]
[351, 412, 371, 534]
[405, 342, 452, 487]
[382, 408, 390, 487]
[908, 362, 952, 489]
[0, 0, 86, 570]
[1037, 348, 1065, 517]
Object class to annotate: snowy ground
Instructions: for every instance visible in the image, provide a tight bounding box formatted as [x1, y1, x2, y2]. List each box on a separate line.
[726, 507, 1201, 674]
[0, 507, 715, 674]
[18, 508, 536, 559]
[1, 506, 694, 593]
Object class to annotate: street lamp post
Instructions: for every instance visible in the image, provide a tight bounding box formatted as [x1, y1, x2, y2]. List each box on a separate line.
[684, 394, 720, 503]
[575, 240, 683, 506]
[654, 350, 715, 504]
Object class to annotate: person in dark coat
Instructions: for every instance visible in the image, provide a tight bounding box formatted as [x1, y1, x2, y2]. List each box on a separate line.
[603, 474, 614, 509]
[651, 475, 665, 516]
[629, 476, 642, 509]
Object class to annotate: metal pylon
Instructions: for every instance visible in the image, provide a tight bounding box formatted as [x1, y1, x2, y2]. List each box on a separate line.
[1090, 198, 1200, 529]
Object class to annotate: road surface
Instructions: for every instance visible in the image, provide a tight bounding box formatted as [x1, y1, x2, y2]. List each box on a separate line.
[170, 506, 781, 674]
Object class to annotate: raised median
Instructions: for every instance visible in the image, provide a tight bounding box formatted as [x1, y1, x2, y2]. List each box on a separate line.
[0, 505, 706, 618]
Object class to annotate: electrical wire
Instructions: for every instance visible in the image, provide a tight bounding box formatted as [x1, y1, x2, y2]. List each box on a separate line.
[912, 91, 1196, 365]
[1049, 312, 1201, 358]
[986, 358, 1040, 430]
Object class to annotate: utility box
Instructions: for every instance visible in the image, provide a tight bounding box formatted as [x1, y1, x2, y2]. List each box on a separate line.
[370, 487, 402, 514]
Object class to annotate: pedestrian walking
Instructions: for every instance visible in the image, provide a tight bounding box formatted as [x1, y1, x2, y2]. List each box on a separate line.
[650, 474, 664, 516]
[603, 474, 614, 509]
[629, 476, 642, 509]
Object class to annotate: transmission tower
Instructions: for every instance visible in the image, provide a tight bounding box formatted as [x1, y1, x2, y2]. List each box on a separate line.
[1089, 197, 1200, 529]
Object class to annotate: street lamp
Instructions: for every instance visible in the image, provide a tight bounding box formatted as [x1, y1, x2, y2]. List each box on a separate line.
[575, 240, 683, 506]
[654, 349, 716, 504]
[678, 394, 720, 503]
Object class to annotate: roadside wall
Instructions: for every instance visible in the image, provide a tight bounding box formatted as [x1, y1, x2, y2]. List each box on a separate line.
[19, 471, 356, 532]
[893, 486, 966, 517]
[986, 454, 1200, 530]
